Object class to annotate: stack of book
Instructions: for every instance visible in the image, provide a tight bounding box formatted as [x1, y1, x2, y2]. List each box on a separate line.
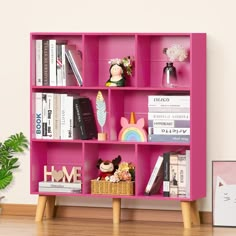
[39, 181, 82, 193]
[148, 95, 190, 143]
[35, 39, 83, 87]
[144, 150, 190, 198]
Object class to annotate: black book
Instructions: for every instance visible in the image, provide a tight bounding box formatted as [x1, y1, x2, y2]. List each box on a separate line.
[163, 152, 170, 197]
[73, 97, 97, 140]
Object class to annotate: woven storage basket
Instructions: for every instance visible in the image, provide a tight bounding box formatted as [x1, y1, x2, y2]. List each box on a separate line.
[91, 180, 134, 195]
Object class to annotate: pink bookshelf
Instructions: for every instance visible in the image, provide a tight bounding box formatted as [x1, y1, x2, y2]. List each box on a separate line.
[30, 32, 206, 228]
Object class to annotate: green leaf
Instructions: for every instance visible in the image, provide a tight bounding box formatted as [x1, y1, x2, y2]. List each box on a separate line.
[0, 169, 13, 190]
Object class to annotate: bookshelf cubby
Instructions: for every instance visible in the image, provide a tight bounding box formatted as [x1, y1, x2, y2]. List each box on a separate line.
[30, 32, 206, 228]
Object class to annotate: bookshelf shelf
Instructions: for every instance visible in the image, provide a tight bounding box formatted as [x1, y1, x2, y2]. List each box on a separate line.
[30, 32, 206, 228]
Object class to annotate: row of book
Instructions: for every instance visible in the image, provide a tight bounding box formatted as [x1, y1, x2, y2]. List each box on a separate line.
[35, 39, 83, 86]
[148, 95, 190, 143]
[34, 93, 97, 140]
[145, 150, 190, 198]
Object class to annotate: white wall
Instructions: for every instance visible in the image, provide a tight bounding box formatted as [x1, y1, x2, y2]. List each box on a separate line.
[0, 0, 235, 212]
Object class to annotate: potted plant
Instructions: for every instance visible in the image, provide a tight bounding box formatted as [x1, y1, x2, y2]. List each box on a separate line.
[0, 132, 29, 199]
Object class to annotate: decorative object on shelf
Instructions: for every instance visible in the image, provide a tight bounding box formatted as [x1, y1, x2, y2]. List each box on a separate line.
[96, 91, 107, 140]
[118, 112, 148, 142]
[109, 161, 135, 183]
[0, 132, 28, 191]
[105, 56, 134, 87]
[162, 44, 188, 88]
[96, 155, 121, 181]
[44, 165, 81, 182]
[91, 159, 135, 195]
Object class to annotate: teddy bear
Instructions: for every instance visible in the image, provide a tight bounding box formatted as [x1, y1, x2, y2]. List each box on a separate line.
[96, 155, 121, 181]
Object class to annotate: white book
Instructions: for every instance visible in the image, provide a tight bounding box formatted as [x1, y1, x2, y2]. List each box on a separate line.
[60, 94, 67, 139]
[148, 95, 190, 107]
[46, 93, 54, 139]
[54, 94, 61, 139]
[49, 39, 57, 86]
[153, 128, 190, 135]
[56, 44, 63, 86]
[65, 47, 83, 86]
[145, 156, 164, 195]
[65, 95, 74, 140]
[148, 107, 190, 113]
[61, 44, 66, 86]
[177, 154, 187, 196]
[39, 181, 81, 188]
[39, 187, 81, 193]
[35, 40, 43, 86]
[42, 93, 48, 138]
[148, 112, 190, 121]
[35, 92, 42, 139]
[185, 150, 190, 198]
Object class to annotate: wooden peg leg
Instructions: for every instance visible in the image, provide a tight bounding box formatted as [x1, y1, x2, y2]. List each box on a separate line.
[35, 195, 47, 222]
[112, 198, 121, 224]
[190, 200, 200, 225]
[181, 201, 192, 228]
[46, 196, 56, 219]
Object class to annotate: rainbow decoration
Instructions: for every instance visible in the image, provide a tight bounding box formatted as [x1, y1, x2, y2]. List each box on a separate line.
[118, 112, 147, 142]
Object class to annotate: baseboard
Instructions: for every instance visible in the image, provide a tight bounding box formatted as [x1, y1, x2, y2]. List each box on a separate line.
[0, 204, 212, 224]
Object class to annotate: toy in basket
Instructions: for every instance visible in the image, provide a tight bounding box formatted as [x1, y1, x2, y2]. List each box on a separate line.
[91, 155, 135, 195]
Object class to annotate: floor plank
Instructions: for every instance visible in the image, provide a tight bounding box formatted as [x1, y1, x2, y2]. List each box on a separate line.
[0, 216, 236, 236]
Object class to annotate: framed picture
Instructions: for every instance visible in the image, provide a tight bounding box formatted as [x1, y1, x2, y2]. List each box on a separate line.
[212, 161, 236, 227]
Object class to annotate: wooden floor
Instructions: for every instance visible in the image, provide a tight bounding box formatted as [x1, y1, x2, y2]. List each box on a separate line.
[0, 216, 236, 236]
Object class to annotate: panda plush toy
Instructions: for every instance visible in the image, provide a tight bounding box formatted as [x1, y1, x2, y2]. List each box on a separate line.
[96, 155, 121, 181]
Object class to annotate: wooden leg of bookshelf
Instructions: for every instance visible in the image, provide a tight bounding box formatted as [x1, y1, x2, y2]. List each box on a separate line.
[181, 201, 192, 228]
[45, 196, 56, 219]
[112, 198, 121, 224]
[35, 195, 47, 222]
[190, 200, 200, 225]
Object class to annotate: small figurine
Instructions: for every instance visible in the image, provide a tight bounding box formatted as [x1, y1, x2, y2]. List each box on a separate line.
[105, 57, 134, 87]
[96, 155, 122, 181]
[106, 63, 125, 87]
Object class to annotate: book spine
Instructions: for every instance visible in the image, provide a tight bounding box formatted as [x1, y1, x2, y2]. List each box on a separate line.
[148, 95, 190, 107]
[177, 154, 187, 197]
[148, 112, 190, 120]
[60, 94, 67, 139]
[144, 156, 163, 195]
[148, 107, 190, 113]
[163, 152, 170, 197]
[148, 120, 190, 129]
[42, 93, 48, 138]
[35, 92, 42, 139]
[61, 44, 66, 86]
[65, 95, 74, 140]
[73, 98, 87, 139]
[152, 128, 190, 135]
[39, 181, 82, 188]
[65, 49, 83, 86]
[42, 40, 49, 86]
[35, 40, 43, 86]
[39, 187, 81, 193]
[49, 39, 57, 86]
[186, 150, 190, 198]
[169, 154, 179, 197]
[53, 94, 61, 139]
[47, 93, 54, 139]
[56, 44, 63, 86]
[148, 134, 190, 143]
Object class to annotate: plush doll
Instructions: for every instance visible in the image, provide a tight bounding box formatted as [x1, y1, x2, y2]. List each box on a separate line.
[96, 155, 121, 181]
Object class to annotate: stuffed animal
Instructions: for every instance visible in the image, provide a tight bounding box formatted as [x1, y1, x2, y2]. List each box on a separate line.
[96, 155, 121, 181]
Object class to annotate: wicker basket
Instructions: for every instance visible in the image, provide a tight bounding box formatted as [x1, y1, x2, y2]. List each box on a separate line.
[91, 180, 134, 195]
